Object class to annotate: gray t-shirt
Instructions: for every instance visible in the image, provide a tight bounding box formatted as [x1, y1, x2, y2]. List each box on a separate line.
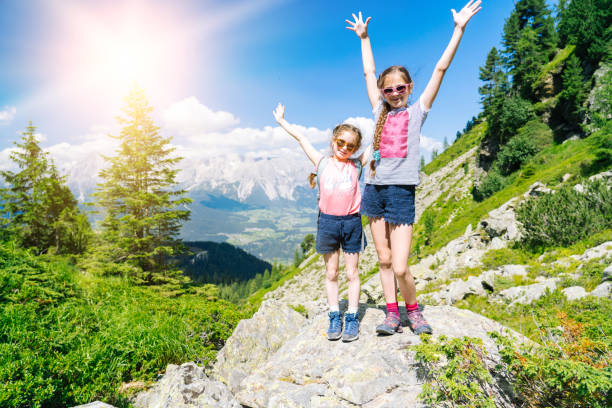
[364, 96, 429, 185]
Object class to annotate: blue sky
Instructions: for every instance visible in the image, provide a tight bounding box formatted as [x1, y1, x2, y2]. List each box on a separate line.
[0, 0, 539, 164]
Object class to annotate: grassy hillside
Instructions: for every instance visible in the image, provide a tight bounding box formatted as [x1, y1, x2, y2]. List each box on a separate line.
[0, 241, 250, 407]
[413, 119, 609, 260]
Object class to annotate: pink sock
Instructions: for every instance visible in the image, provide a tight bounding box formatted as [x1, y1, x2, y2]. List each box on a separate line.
[406, 302, 419, 312]
[386, 302, 400, 317]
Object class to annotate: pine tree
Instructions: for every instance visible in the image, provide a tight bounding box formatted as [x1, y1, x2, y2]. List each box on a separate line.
[443, 137, 449, 150]
[420, 155, 426, 170]
[0, 122, 88, 253]
[94, 87, 192, 280]
[559, 53, 587, 126]
[557, 0, 612, 69]
[479, 47, 508, 116]
[502, 0, 557, 100]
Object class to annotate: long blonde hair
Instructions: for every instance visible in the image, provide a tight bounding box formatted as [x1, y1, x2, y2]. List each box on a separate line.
[308, 123, 363, 188]
[370, 66, 412, 177]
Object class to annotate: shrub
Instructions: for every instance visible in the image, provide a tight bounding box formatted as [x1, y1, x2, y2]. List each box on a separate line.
[517, 178, 612, 249]
[412, 335, 496, 407]
[472, 168, 507, 201]
[491, 311, 612, 408]
[496, 132, 540, 176]
[488, 94, 536, 145]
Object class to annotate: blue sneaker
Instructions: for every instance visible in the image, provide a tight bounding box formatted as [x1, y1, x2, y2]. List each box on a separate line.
[342, 312, 359, 342]
[327, 311, 342, 340]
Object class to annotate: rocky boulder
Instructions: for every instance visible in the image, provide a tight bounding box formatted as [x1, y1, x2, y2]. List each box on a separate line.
[133, 363, 240, 408]
[206, 301, 524, 408]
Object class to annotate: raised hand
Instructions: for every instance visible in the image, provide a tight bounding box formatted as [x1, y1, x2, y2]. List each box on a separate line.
[273, 103, 285, 123]
[346, 12, 371, 39]
[452, 0, 482, 30]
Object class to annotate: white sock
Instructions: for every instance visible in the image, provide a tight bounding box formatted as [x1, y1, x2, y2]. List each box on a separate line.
[329, 305, 339, 313]
[347, 306, 358, 315]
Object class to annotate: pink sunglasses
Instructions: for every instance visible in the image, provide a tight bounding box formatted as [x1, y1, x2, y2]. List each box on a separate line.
[381, 84, 411, 96]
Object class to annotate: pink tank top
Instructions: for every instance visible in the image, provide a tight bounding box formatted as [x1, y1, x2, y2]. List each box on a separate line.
[317, 157, 361, 216]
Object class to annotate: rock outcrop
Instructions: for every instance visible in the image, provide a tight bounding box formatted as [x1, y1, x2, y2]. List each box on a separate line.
[137, 301, 525, 408]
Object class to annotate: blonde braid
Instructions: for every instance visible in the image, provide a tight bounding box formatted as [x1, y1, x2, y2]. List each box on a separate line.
[370, 101, 389, 177]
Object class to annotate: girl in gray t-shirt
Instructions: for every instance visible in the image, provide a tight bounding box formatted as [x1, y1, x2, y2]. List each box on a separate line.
[346, 1, 482, 335]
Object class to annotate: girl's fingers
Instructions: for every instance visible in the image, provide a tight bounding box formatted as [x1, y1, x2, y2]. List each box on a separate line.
[346, 26, 355, 31]
[365, 16, 371, 26]
[352, 13, 358, 21]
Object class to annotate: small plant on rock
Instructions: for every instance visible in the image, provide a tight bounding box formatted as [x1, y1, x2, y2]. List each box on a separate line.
[412, 335, 497, 407]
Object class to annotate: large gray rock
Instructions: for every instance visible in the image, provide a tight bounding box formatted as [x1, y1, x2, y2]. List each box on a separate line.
[212, 300, 307, 394]
[479, 197, 522, 241]
[590, 282, 612, 299]
[445, 276, 487, 304]
[570, 241, 612, 262]
[134, 363, 239, 408]
[602, 264, 612, 283]
[499, 279, 559, 305]
[217, 303, 523, 408]
[562, 286, 588, 301]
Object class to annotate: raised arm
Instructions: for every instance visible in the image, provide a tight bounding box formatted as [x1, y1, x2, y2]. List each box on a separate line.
[421, 0, 482, 111]
[273, 103, 323, 166]
[346, 12, 379, 109]
[359, 144, 372, 167]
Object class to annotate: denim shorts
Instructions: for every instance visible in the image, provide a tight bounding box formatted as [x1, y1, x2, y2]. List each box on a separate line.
[316, 212, 367, 254]
[361, 184, 416, 225]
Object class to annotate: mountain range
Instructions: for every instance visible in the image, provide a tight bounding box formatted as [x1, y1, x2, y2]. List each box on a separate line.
[55, 151, 319, 261]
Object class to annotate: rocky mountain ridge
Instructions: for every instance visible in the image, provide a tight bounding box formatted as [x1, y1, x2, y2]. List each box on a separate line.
[76, 153, 612, 408]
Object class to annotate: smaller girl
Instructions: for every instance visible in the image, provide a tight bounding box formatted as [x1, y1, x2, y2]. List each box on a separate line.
[273, 103, 370, 342]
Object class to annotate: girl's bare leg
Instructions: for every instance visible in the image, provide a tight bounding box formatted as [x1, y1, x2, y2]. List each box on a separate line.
[324, 250, 340, 307]
[343, 251, 361, 309]
[389, 223, 417, 304]
[369, 217, 397, 303]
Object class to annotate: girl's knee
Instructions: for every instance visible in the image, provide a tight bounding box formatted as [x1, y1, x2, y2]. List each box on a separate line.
[326, 268, 339, 281]
[345, 268, 360, 282]
[394, 266, 413, 280]
[377, 253, 392, 270]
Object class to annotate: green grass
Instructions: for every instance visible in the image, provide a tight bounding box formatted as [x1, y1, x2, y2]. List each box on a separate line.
[0, 241, 248, 407]
[414, 125, 600, 260]
[534, 45, 576, 88]
[247, 253, 321, 307]
[455, 290, 612, 343]
[423, 122, 487, 175]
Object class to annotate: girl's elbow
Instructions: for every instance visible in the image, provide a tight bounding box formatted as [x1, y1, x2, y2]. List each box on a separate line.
[435, 64, 448, 75]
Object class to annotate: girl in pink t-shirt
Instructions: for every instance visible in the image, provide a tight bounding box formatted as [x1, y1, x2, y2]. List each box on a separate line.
[273, 103, 370, 342]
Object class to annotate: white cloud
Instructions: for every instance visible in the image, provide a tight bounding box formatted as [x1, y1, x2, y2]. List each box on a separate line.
[163, 97, 240, 135]
[0, 147, 17, 172]
[420, 135, 443, 153]
[0, 106, 16, 124]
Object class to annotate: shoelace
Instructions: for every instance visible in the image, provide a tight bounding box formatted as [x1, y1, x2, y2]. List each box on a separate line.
[329, 314, 342, 331]
[407, 311, 426, 328]
[382, 314, 400, 328]
[345, 315, 358, 333]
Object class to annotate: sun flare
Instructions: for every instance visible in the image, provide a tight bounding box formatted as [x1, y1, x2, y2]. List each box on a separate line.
[49, 2, 196, 108]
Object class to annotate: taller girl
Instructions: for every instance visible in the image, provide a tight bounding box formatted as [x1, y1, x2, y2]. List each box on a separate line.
[347, 1, 482, 335]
